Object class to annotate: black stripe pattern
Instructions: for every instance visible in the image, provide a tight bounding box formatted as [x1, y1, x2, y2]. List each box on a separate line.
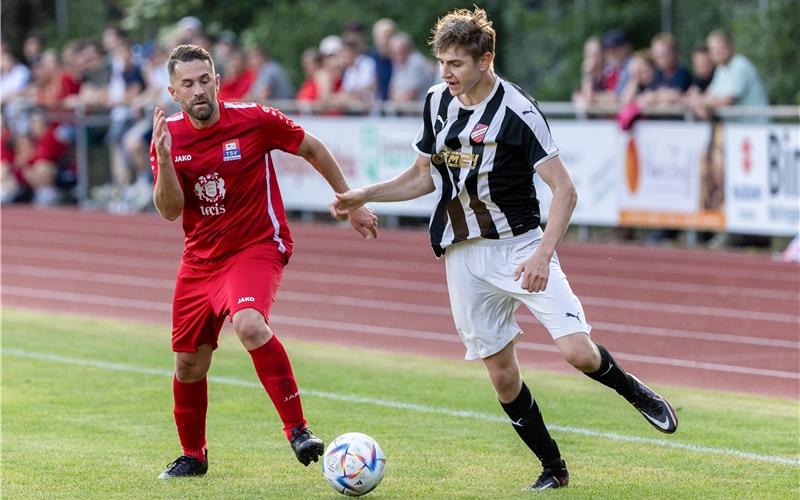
[422, 78, 557, 256]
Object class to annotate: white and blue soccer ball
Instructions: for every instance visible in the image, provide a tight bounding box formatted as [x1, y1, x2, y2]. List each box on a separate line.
[322, 432, 386, 496]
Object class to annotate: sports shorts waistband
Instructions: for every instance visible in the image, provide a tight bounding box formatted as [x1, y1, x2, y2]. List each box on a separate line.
[457, 227, 543, 248]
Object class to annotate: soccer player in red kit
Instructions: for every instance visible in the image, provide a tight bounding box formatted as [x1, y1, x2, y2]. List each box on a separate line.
[150, 44, 378, 479]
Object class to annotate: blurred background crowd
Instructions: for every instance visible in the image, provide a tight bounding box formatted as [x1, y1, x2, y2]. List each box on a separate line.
[0, 0, 796, 253]
[0, 16, 444, 211]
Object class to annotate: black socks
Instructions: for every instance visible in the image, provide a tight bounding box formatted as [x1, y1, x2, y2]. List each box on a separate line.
[585, 344, 635, 398]
[500, 381, 562, 468]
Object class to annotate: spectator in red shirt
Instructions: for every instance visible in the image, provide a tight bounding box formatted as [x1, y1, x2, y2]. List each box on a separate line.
[1, 109, 72, 205]
[217, 49, 255, 101]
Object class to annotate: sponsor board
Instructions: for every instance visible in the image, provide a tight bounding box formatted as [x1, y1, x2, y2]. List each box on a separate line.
[617, 122, 724, 230]
[725, 124, 800, 236]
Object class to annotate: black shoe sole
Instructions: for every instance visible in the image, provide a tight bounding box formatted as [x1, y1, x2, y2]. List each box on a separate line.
[295, 440, 324, 466]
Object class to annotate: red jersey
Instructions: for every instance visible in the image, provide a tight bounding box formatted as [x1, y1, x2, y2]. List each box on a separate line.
[150, 100, 305, 261]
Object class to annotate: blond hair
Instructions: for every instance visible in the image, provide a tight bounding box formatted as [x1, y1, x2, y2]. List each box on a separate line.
[429, 6, 495, 60]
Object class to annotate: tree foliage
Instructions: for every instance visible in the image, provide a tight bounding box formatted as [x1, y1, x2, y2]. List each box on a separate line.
[10, 0, 798, 103]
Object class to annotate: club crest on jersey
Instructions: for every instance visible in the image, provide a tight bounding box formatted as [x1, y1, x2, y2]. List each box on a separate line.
[223, 139, 241, 161]
[195, 172, 226, 203]
[470, 123, 489, 143]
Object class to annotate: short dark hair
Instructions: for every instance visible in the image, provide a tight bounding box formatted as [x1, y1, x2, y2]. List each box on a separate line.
[429, 6, 495, 60]
[167, 44, 215, 80]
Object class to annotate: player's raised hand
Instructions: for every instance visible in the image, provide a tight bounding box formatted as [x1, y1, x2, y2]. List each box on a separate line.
[348, 205, 378, 240]
[514, 248, 551, 293]
[152, 107, 172, 160]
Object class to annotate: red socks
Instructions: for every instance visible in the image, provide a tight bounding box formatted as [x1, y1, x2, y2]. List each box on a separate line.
[172, 376, 208, 460]
[248, 335, 307, 440]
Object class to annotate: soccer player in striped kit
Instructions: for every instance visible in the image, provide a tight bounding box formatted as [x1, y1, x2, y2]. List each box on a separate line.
[334, 7, 677, 491]
[151, 44, 378, 478]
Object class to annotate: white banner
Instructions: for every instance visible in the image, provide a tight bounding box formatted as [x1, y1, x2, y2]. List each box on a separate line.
[536, 120, 621, 225]
[725, 124, 800, 236]
[273, 117, 436, 216]
[274, 115, 798, 236]
[617, 121, 725, 229]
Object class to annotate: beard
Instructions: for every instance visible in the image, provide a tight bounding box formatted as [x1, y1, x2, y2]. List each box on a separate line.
[184, 99, 215, 121]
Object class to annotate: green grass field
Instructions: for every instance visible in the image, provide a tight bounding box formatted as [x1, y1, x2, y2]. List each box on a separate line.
[2, 308, 798, 499]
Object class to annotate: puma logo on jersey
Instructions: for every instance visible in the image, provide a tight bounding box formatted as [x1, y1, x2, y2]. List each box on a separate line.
[174, 154, 192, 162]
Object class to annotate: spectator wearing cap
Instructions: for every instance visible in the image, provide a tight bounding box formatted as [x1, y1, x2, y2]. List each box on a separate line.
[601, 29, 633, 97]
[332, 31, 377, 111]
[316, 35, 344, 103]
[690, 29, 768, 119]
[649, 33, 692, 105]
[176, 16, 203, 44]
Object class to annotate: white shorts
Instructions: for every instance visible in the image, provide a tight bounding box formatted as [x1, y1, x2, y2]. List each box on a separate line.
[444, 228, 591, 360]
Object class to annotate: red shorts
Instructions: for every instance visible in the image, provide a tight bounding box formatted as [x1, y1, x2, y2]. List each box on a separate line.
[171, 242, 288, 352]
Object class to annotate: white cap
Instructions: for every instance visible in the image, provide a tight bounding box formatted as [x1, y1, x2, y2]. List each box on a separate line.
[178, 16, 203, 32]
[319, 35, 342, 56]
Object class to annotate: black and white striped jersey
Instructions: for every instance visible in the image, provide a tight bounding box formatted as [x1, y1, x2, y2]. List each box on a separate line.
[413, 76, 559, 256]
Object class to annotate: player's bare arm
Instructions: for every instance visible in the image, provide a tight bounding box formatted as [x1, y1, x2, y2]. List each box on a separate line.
[152, 106, 184, 221]
[296, 132, 378, 239]
[332, 154, 434, 215]
[514, 156, 577, 293]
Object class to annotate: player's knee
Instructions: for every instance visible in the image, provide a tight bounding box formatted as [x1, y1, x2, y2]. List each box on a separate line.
[175, 359, 208, 382]
[563, 345, 599, 372]
[233, 311, 272, 348]
[488, 368, 519, 397]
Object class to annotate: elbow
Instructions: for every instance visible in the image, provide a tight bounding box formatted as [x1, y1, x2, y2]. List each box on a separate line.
[567, 185, 578, 211]
[154, 196, 183, 221]
[156, 206, 181, 221]
[162, 210, 181, 222]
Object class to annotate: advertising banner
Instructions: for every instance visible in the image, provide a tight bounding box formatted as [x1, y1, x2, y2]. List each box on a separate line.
[274, 115, 797, 237]
[617, 121, 724, 230]
[535, 120, 621, 226]
[273, 116, 436, 216]
[725, 124, 800, 236]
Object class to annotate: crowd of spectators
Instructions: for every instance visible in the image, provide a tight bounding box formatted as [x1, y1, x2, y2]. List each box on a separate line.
[0, 19, 772, 213]
[0, 16, 438, 211]
[572, 28, 769, 128]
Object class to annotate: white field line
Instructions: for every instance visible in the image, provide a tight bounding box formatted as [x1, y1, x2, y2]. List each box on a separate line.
[3, 264, 799, 347]
[2, 251, 798, 323]
[2, 347, 798, 467]
[5, 230, 800, 293]
[2, 286, 798, 380]
[5, 228, 799, 283]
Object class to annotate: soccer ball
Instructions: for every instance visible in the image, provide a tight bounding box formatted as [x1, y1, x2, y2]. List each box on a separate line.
[322, 432, 386, 496]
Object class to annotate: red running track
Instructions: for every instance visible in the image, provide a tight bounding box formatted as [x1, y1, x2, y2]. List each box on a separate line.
[2, 206, 799, 398]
